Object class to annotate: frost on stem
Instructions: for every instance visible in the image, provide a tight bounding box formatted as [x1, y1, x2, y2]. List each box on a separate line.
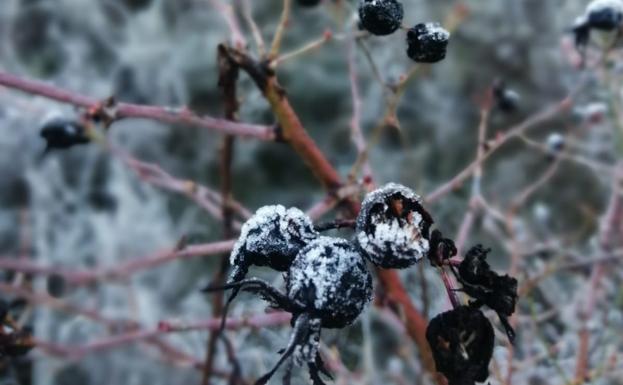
[228, 205, 319, 284]
[287, 236, 373, 329]
[426, 306, 494, 385]
[358, 0, 404, 36]
[356, 183, 434, 268]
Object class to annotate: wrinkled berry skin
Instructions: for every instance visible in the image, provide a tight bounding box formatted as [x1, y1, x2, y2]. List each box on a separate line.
[406, 23, 450, 63]
[228, 205, 319, 284]
[358, 0, 404, 36]
[356, 183, 434, 269]
[426, 306, 494, 385]
[587, 0, 623, 30]
[287, 237, 373, 329]
[40, 119, 90, 150]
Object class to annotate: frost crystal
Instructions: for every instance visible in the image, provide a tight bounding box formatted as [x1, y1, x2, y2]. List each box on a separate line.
[228, 205, 318, 283]
[356, 183, 433, 268]
[287, 237, 373, 329]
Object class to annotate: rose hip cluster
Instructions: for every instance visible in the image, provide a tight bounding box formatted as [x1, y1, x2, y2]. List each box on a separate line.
[358, 0, 450, 63]
[205, 183, 518, 385]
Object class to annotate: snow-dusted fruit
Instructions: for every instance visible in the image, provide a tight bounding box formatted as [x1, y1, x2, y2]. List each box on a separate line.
[406, 22, 450, 63]
[546, 132, 565, 154]
[586, 0, 623, 30]
[356, 183, 433, 268]
[40, 118, 90, 150]
[358, 0, 404, 36]
[426, 306, 494, 385]
[287, 237, 373, 329]
[228, 205, 318, 283]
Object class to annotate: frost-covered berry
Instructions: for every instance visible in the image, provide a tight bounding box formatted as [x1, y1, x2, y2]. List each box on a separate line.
[228, 205, 319, 284]
[546, 132, 565, 154]
[406, 22, 450, 63]
[40, 118, 90, 150]
[426, 306, 494, 385]
[287, 237, 373, 329]
[356, 183, 434, 268]
[586, 0, 623, 30]
[358, 0, 404, 36]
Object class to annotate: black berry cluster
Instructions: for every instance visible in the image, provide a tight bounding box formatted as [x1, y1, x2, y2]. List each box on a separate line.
[572, 0, 623, 52]
[40, 118, 90, 151]
[205, 183, 518, 385]
[357, 0, 450, 63]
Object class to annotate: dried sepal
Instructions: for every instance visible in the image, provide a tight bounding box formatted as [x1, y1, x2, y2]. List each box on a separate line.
[456, 245, 518, 341]
[356, 183, 433, 268]
[426, 306, 494, 385]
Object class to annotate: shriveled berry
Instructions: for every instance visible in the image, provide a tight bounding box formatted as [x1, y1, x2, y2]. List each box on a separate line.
[426, 306, 494, 385]
[406, 22, 450, 63]
[287, 237, 373, 329]
[40, 118, 89, 150]
[572, 15, 591, 50]
[228, 205, 319, 284]
[356, 183, 433, 268]
[427, 229, 457, 266]
[457, 245, 518, 341]
[358, 0, 404, 36]
[586, 0, 623, 30]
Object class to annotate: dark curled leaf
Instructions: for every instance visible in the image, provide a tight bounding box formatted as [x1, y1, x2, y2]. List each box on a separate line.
[457, 245, 518, 342]
[426, 306, 494, 385]
[427, 229, 457, 266]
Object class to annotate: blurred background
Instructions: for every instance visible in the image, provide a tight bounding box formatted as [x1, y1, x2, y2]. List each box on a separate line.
[0, 0, 622, 384]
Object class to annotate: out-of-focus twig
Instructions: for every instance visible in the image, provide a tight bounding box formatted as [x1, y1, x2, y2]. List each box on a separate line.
[0, 71, 275, 140]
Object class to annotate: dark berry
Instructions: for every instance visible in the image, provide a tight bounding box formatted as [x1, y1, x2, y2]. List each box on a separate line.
[493, 80, 520, 113]
[287, 237, 373, 329]
[456, 245, 518, 341]
[297, 0, 322, 6]
[546, 133, 565, 154]
[358, 0, 404, 36]
[586, 0, 623, 30]
[355, 183, 434, 268]
[426, 306, 494, 385]
[228, 205, 319, 284]
[40, 118, 89, 150]
[572, 15, 591, 50]
[406, 22, 450, 63]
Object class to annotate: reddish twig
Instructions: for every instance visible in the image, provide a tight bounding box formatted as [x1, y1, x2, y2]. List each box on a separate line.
[0, 71, 275, 140]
